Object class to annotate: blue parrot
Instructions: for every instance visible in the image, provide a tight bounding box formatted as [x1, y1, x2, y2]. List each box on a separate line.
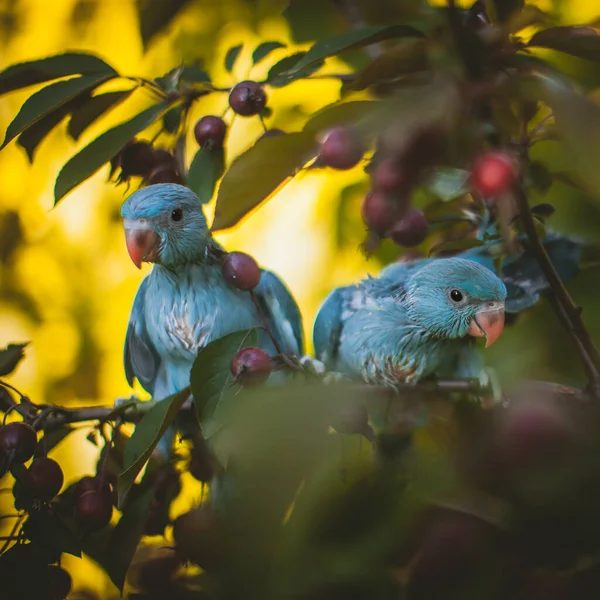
[314, 258, 506, 385]
[313, 231, 585, 385]
[121, 184, 304, 446]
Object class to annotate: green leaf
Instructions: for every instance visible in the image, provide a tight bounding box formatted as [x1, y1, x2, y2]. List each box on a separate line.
[190, 328, 258, 421]
[526, 161, 553, 196]
[188, 147, 225, 204]
[225, 44, 243, 72]
[527, 26, 600, 63]
[286, 25, 423, 73]
[212, 131, 318, 230]
[266, 52, 324, 87]
[252, 41, 286, 65]
[105, 486, 155, 592]
[534, 73, 600, 197]
[137, 0, 194, 50]
[180, 63, 211, 84]
[117, 389, 189, 506]
[162, 105, 182, 134]
[23, 509, 82, 557]
[0, 342, 27, 376]
[54, 101, 169, 204]
[302, 100, 378, 134]
[429, 238, 485, 256]
[0, 52, 117, 96]
[67, 89, 134, 140]
[17, 98, 80, 161]
[2, 73, 112, 148]
[424, 167, 471, 202]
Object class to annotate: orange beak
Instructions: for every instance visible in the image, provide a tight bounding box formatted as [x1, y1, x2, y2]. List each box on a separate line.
[124, 220, 159, 269]
[468, 303, 505, 348]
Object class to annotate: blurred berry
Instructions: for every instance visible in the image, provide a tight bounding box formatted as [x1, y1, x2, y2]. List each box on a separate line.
[26, 457, 63, 501]
[390, 208, 429, 247]
[231, 347, 272, 387]
[0, 422, 37, 464]
[470, 151, 517, 196]
[318, 127, 364, 170]
[222, 251, 261, 291]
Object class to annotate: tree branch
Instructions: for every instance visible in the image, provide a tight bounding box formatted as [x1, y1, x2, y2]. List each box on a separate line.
[513, 182, 600, 395]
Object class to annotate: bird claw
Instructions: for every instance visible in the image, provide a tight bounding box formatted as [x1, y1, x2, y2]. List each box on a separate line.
[300, 355, 326, 376]
[479, 367, 503, 406]
[114, 394, 141, 408]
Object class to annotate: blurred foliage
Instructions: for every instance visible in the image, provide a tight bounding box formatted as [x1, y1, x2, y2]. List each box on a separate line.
[0, 0, 600, 597]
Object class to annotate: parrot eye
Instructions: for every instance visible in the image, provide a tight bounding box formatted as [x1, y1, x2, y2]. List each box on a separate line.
[171, 208, 183, 222]
[450, 289, 463, 302]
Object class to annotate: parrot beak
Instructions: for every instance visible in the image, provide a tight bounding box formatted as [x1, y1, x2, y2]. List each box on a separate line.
[468, 302, 505, 348]
[123, 219, 159, 269]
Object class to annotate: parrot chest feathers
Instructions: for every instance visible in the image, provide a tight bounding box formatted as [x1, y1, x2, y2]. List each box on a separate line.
[145, 264, 259, 360]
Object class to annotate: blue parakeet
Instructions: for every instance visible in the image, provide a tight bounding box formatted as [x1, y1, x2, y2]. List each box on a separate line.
[314, 258, 506, 385]
[121, 184, 303, 448]
[314, 231, 585, 385]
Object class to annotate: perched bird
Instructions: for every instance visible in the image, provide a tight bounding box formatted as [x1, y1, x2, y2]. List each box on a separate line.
[121, 183, 303, 409]
[314, 231, 586, 385]
[314, 258, 506, 386]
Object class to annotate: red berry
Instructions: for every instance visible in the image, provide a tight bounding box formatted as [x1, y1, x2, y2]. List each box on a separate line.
[0, 422, 37, 464]
[231, 347, 272, 387]
[26, 457, 64, 501]
[47, 565, 72, 600]
[361, 191, 404, 236]
[389, 207, 429, 247]
[194, 116, 227, 149]
[119, 141, 156, 177]
[317, 126, 364, 170]
[222, 251, 262, 291]
[229, 81, 267, 116]
[147, 164, 181, 185]
[371, 158, 412, 193]
[73, 476, 112, 500]
[470, 151, 517, 196]
[74, 490, 113, 531]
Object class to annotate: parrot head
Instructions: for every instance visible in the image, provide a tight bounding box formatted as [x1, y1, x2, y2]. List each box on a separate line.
[121, 184, 211, 268]
[404, 257, 507, 347]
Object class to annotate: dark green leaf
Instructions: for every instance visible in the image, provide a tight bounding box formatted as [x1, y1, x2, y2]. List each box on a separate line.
[190, 328, 258, 421]
[505, 5, 549, 34]
[54, 100, 169, 204]
[252, 41, 286, 65]
[23, 509, 82, 557]
[0, 52, 117, 96]
[531, 202, 556, 219]
[351, 39, 428, 90]
[180, 63, 211, 84]
[527, 161, 553, 195]
[225, 44, 243, 72]
[490, 0, 524, 23]
[302, 100, 378, 134]
[0, 342, 27, 376]
[2, 73, 112, 148]
[117, 388, 189, 507]
[535, 74, 600, 198]
[67, 89, 134, 140]
[212, 131, 318, 230]
[105, 486, 155, 592]
[429, 238, 485, 256]
[137, 0, 193, 50]
[35, 425, 76, 458]
[17, 98, 79, 161]
[188, 147, 225, 204]
[266, 52, 324, 87]
[162, 105, 182, 134]
[286, 25, 424, 73]
[424, 167, 471, 202]
[528, 26, 600, 63]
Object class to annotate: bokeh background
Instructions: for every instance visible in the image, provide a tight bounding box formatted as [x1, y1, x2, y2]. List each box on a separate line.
[0, 0, 599, 595]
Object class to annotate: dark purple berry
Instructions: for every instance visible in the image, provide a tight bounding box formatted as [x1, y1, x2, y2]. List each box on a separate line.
[129, 550, 181, 592]
[47, 565, 72, 600]
[229, 81, 267, 116]
[73, 476, 112, 500]
[231, 347, 272, 387]
[119, 141, 156, 177]
[74, 490, 113, 531]
[372, 158, 413, 193]
[194, 116, 227, 149]
[0, 422, 37, 464]
[26, 457, 64, 501]
[318, 126, 364, 170]
[389, 208, 428, 247]
[147, 164, 181, 185]
[189, 443, 217, 483]
[361, 191, 404, 236]
[152, 148, 177, 168]
[222, 251, 261, 291]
